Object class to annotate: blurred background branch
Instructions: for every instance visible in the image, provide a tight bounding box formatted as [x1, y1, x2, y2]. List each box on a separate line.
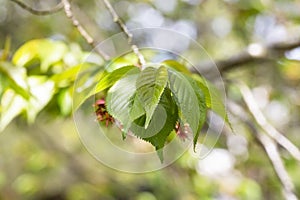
[9, 0, 63, 15]
[257, 132, 297, 200]
[9, 0, 300, 73]
[239, 82, 300, 162]
[228, 101, 297, 200]
[194, 37, 300, 74]
[2, 0, 300, 199]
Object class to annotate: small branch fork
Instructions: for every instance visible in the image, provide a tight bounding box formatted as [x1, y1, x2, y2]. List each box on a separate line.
[61, 0, 110, 60]
[9, 0, 300, 70]
[238, 82, 300, 162]
[101, 0, 146, 67]
[10, 0, 145, 66]
[228, 101, 298, 200]
[257, 133, 297, 200]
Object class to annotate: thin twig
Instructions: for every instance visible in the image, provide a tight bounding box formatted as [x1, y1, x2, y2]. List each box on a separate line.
[228, 101, 297, 200]
[101, 0, 146, 67]
[238, 82, 300, 162]
[9, 0, 63, 15]
[61, 0, 110, 60]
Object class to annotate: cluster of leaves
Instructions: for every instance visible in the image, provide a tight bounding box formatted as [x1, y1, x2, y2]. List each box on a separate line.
[0, 38, 228, 162]
[0, 39, 104, 131]
[93, 60, 229, 161]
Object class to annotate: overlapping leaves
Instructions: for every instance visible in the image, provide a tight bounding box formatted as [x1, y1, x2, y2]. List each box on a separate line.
[0, 39, 103, 132]
[1, 37, 229, 162]
[96, 61, 230, 161]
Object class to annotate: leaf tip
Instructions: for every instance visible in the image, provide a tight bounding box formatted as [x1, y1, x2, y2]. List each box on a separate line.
[156, 148, 164, 163]
[192, 141, 197, 153]
[122, 131, 127, 140]
[144, 117, 151, 129]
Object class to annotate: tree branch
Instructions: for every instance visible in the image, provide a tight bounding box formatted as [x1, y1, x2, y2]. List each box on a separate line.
[193, 38, 300, 74]
[238, 82, 300, 162]
[61, 0, 110, 61]
[101, 0, 146, 67]
[9, 0, 63, 15]
[257, 132, 298, 200]
[228, 101, 298, 200]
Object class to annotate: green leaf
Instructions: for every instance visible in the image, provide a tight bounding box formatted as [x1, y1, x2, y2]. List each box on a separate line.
[185, 75, 207, 150]
[168, 69, 200, 141]
[58, 88, 72, 116]
[105, 52, 141, 72]
[25, 76, 55, 123]
[0, 62, 30, 99]
[192, 74, 231, 128]
[51, 65, 81, 87]
[12, 39, 68, 72]
[72, 65, 105, 111]
[191, 75, 212, 108]
[1, 36, 11, 61]
[129, 93, 145, 121]
[0, 89, 27, 132]
[136, 66, 168, 128]
[73, 65, 136, 111]
[95, 65, 137, 94]
[162, 60, 191, 74]
[130, 89, 178, 162]
[106, 68, 140, 138]
[0, 73, 6, 98]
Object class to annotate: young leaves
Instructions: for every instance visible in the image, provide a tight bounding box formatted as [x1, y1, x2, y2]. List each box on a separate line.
[25, 76, 55, 123]
[184, 75, 207, 150]
[0, 89, 27, 132]
[73, 65, 136, 111]
[162, 60, 191, 74]
[130, 89, 178, 162]
[168, 69, 201, 146]
[106, 69, 140, 137]
[136, 66, 168, 128]
[12, 39, 68, 72]
[129, 94, 145, 121]
[192, 74, 231, 127]
[95, 65, 137, 94]
[102, 61, 230, 162]
[0, 62, 30, 99]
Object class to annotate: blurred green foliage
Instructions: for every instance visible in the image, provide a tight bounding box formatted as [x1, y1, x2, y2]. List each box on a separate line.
[1, 0, 300, 199]
[0, 38, 104, 131]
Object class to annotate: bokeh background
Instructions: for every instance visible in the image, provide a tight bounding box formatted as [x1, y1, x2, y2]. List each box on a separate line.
[1, 0, 300, 199]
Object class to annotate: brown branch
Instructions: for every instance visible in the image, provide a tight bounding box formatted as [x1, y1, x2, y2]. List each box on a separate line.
[8, 0, 300, 71]
[228, 101, 297, 200]
[10, 0, 110, 60]
[101, 0, 146, 67]
[61, 0, 110, 61]
[9, 0, 63, 15]
[193, 38, 300, 74]
[272, 39, 300, 51]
